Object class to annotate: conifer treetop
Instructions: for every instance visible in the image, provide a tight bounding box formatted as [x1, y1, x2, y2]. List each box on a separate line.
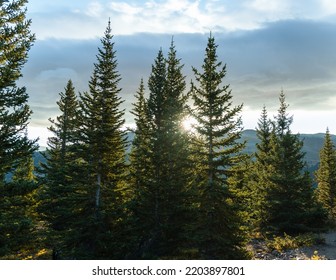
[275, 90, 293, 136]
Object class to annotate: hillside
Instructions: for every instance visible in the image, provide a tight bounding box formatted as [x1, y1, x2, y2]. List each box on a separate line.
[241, 129, 331, 168]
[35, 130, 329, 170]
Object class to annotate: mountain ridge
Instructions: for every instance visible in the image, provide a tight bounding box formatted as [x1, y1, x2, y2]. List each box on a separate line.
[35, 129, 329, 169]
[241, 129, 331, 168]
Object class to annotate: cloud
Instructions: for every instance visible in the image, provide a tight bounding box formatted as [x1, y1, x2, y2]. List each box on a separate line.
[27, 0, 336, 40]
[36, 68, 79, 81]
[18, 18, 336, 135]
[321, 0, 336, 16]
[210, 19, 336, 110]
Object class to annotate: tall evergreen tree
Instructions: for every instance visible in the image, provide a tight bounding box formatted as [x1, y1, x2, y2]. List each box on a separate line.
[129, 79, 151, 199]
[157, 40, 191, 258]
[315, 128, 336, 220]
[190, 35, 247, 259]
[78, 20, 128, 259]
[266, 91, 325, 234]
[130, 40, 192, 259]
[0, 0, 39, 259]
[255, 106, 273, 164]
[251, 106, 274, 233]
[0, 0, 37, 180]
[128, 79, 155, 258]
[39, 79, 81, 258]
[141, 49, 168, 258]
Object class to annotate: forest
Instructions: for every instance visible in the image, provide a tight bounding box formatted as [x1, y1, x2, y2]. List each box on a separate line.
[1, 0, 336, 260]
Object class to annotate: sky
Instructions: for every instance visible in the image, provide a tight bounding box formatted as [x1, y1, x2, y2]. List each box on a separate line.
[19, 0, 336, 146]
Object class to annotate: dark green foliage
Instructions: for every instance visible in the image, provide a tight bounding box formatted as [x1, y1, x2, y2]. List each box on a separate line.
[38, 80, 81, 258]
[128, 79, 152, 257]
[77, 20, 128, 259]
[129, 40, 192, 259]
[228, 156, 256, 239]
[251, 106, 275, 232]
[129, 79, 151, 202]
[0, 154, 40, 259]
[315, 129, 336, 220]
[190, 35, 248, 259]
[0, 0, 40, 259]
[0, 0, 37, 180]
[12, 155, 35, 182]
[255, 106, 273, 164]
[0, 180, 40, 259]
[265, 91, 326, 234]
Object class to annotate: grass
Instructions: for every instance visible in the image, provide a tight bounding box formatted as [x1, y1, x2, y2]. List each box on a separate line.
[266, 233, 325, 252]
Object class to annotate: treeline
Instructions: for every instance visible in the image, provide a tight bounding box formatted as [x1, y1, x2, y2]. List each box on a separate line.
[0, 1, 335, 260]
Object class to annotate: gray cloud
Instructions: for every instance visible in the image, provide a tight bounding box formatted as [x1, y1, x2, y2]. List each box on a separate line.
[216, 20, 336, 109]
[19, 19, 336, 129]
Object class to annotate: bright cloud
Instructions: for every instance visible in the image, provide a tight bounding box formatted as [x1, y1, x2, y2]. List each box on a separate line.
[21, 0, 336, 142]
[28, 0, 336, 39]
[321, 0, 336, 15]
[248, 0, 288, 14]
[85, 1, 104, 17]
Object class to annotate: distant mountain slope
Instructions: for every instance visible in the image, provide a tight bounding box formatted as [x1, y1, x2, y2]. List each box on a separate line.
[241, 130, 333, 168]
[34, 130, 331, 171]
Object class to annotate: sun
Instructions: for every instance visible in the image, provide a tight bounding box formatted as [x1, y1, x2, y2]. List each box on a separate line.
[181, 116, 198, 132]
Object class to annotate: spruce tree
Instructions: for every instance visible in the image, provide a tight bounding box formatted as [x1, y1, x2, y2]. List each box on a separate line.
[78, 20, 128, 259]
[129, 79, 151, 199]
[315, 128, 336, 220]
[266, 91, 325, 234]
[157, 40, 191, 258]
[0, 0, 37, 180]
[255, 106, 273, 165]
[130, 40, 192, 259]
[0, 0, 39, 259]
[190, 35, 247, 259]
[128, 79, 154, 258]
[39, 79, 81, 258]
[252, 106, 274, 233]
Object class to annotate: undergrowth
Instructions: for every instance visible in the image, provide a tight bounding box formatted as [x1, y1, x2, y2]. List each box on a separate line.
[266, 233, 325, 252]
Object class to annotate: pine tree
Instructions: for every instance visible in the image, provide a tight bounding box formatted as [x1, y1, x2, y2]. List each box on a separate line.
[38, 79, 81, 259]
[255, 106, 273, 165]
[0, 0, 39, 259]
[47, 80, 80, 161]
[131, 41, 192, 259]
[315, 128, 336, 220]
[0, 0, 37, 180]
[266, 91, 325, 234]
[190, 35, 247, 259]
[129, 79, 151, 199]
[78, 20, 128, 259]
[162, 40, 192, 257]
[128, 79, 155, 258]
[251, 106, 274, 233]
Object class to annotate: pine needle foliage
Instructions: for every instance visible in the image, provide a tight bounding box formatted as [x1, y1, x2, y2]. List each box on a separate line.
[38, 80, 81, 259]
[129, 40, 192, 259]
[77, 20, 128, 259]
[251, 106, 274, 232]
[0, 0, 37, 180]
[0, 0, 38, 259]
[266, 91, 326, 234]
[315, 128, 336, 221]
[189, 35, 248, 259]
